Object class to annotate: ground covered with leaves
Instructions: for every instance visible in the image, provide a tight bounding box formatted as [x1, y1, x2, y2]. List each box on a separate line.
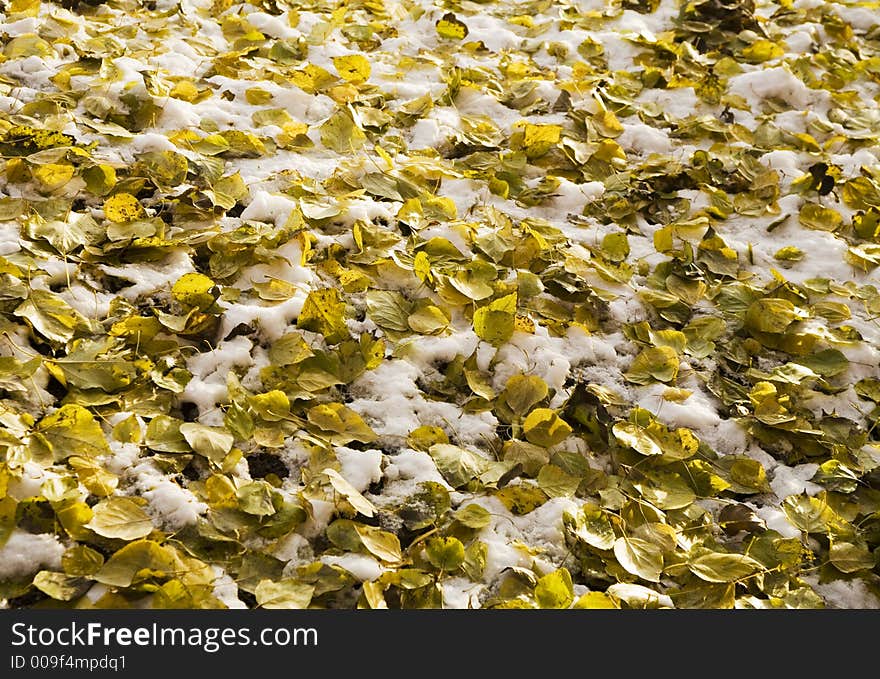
[1, 0, 880, 609]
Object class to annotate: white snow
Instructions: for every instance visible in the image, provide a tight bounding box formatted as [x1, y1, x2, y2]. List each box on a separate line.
[0, 530, 65, 580]
[728, 67, 823, 111]
[335, 446, 383, 493]
[770, 464, 822, 499]
[805, 575, 880, 609]
[322, 553, 383, 582]
[3, 0, 879, 610]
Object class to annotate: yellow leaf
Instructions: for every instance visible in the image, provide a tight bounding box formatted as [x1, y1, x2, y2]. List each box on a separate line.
[169, 80, 201, 102]
[297, 287, 349, 344]
[494, 485, 548, 515]
[799, 203, 842, 231]
[277, 121, 311, 149]
[594, 109, 623, 138]
[307, 402, 377, 443]
[85, 497, 154, 540]
[290, 63, 337, 94]
[33, 163, 74, 190]
[423, 195, 457, 219]
[245, 87, 273, 105]
[4, 33, 54, 58]
[333, 54, 371, 83]
[414, 251, 432, 283]
[508, 15, 534, 28]
[171, 273, 218, 311]
[69, 456, 118, 497]
[523, 123, 562, 147]
[320, 108, 366, 153]
[474, 293, 517, 345]
[103, 193, 145, 223]
[375, 144, 394, 170]
[9, 0, 41, 17]
[514, 314, 535, 333]
[436, 12, 468, 40]
[742, 39, 784, 63]
[323, 468, 376, 517]
[522, 408, 573, 447]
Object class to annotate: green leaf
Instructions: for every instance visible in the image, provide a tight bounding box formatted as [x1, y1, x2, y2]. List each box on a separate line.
[31, 404, 112, 462]
[829, 542, 874, 573]
[307, 403, 377, 444]
[473, 293, 517, 346]
[366, 290, 412, 333]
[145, 415, 190, 453]
[781, 495, 847, 535]
[794, 349, 849, 378]
[602, 232, 630, 261]
[728, 458, 770, 493]
[841, 176, 880, 211]
[327, 519, 402, 563]
[799, 203, 842, 231]
[745, 298, 801, 334]
[94, 540, 179, 587]
[501, 374, 549, 417]
[135, 150, 189, 189]
[566, 505, 616, 550]
[537, 464, 580, 497]
[320, 108, 366, 153]
[15, 290, 86, 343]
[297, 288, 349, 344]
[86, 497, 154, 540]
[408, 302, 449, 335]
[0, 496, 18, 548]
[112, 415, 142, 444]
[811, 460, 860, 494]
[26, 211, 103, 255]
[613, 536, 663, 582]
[670, 582, 735, 609]
[425, 536, 465, 571]
[429, 443, 491, 488]
[61, 545, 104, 576]
[625, 346, 679, 384]
[255, 579, 315, 609]
[400, 482, 450, 530]
[633, 471, 696, 510]
[323, 468, 376, 517]
[687, 551, 761, 583]
[237, 481, 277, 516]
[179, 423, 234, 463]
[534, 568, 574, 609]
[454, 504, 492, 529]
[32, 571, 90, 601]
[462, 541, 488, 581]
[774, 246, 804, 261]
[522, 408, 572, 447]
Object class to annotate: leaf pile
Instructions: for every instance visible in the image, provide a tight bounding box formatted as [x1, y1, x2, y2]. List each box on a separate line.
[1, 0, 880, 609]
